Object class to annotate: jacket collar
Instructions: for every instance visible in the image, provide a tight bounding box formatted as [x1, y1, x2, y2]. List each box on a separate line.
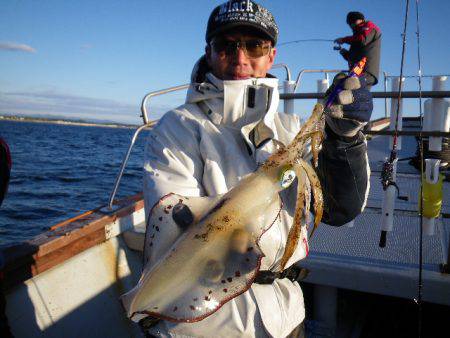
[186, 70, 280, 147]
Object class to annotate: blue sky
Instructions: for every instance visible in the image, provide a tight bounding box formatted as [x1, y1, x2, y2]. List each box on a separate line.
[1, 0, 449, 124]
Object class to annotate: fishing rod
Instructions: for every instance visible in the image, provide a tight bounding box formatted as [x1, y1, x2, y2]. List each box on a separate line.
[379, 0, 410, 248]
[325, 57, 367, 109]
[380, 1, 427, 336]
[277, 39, 334, 47]
[415, 0, 424, 336]
[277, 38, 345, 54]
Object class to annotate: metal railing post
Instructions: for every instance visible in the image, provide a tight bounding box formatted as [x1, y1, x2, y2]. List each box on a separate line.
[101, 84, 190, 213]
[272, 63, 292, 81]
[101, 123, 154, 213]
[141, 84, 189, 124]
[384, 71, 389, 118]
[294, 69, 346, 92]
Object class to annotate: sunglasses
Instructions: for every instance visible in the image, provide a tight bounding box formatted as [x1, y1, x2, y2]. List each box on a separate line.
[211, 38, 272, 59]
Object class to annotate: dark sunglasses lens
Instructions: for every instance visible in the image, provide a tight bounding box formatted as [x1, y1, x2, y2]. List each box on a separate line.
[245, 40, 268, 58]
[212, 39, 270, 58]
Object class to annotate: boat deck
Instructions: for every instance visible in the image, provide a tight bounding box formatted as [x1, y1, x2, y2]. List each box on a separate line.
[3, 118, 448, 338]
[301, 118, 450, 305]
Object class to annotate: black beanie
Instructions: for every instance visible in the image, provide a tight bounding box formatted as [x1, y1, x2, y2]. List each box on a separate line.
[206, 0, 279, 46]
[346, 11, 365, 25]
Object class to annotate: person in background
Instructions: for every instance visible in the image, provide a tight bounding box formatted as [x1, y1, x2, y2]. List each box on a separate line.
[140, 1, 373, 337]
[335, 11, 382, 88]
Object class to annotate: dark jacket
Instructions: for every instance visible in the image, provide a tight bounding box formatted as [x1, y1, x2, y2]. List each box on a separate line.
[341, 20, 382, 85]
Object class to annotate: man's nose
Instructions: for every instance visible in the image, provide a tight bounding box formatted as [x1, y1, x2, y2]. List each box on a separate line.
[233, 45, 249, 63]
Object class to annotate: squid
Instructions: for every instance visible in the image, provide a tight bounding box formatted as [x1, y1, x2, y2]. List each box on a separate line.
[121, 103, 325, 323]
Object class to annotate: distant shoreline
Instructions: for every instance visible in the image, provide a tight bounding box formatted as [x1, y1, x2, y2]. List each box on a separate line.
[0, 115, 138, 129]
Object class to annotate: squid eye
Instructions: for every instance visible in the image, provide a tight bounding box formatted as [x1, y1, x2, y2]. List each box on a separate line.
[279, 167, 296, 188]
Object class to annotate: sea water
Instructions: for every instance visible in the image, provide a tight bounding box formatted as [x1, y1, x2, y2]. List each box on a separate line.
[0, 120, 149, 247]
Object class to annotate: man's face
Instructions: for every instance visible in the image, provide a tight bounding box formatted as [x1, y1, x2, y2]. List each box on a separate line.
[206, 31, 276, 80]
[349, 19, 364, 29]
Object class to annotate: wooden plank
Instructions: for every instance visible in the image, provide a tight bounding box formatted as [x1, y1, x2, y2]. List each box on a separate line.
[1, 228, 106, 290]
[1, 194, 145, 290]
[49, 209, 96, 230]
[26, 194, 144, 257]
[31, 227, 106, 275]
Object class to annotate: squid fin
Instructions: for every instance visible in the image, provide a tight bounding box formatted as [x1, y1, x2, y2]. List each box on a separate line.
[122, 194, 268, 323]
[142, 193, 223, 269]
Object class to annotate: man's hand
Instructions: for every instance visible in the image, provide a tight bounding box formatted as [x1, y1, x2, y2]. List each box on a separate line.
[324, 72, 373, 138]
[339, 48, 349, 61]
[334, 38, 344, 44]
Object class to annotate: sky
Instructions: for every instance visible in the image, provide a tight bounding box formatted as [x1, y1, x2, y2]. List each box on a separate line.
[1, 0, 449, 124]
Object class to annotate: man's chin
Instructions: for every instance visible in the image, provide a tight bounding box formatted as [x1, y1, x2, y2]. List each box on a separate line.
[230, 74, 251, 80]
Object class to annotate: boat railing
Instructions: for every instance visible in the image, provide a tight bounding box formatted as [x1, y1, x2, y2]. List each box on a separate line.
[101, 73, 450, 214]
[272, 63, 292, 81]
[382, 73, 450, 117]
[101, 84, 189, 212]
[140, 84, 190, 124]
[293, 69, 346, 92]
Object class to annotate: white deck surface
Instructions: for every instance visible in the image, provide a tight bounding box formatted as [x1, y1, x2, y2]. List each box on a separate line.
[301, 120, 450, 305]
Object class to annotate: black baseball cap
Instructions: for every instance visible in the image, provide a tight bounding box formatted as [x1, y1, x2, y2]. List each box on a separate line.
[206, 0, 279, 46]
[346, 11, 365, 25]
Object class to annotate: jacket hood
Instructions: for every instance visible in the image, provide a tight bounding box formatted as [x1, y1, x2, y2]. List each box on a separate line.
[186, 56, 280, 135]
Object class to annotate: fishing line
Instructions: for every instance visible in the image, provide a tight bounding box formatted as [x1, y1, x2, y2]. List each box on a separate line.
[277, 39, 334, 46]
[414, 0, 424, 336]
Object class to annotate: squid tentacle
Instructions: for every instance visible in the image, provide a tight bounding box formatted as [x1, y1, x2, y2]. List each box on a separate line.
[311, 130, 324, 168]
[279, 165, 307, 270]
[276, 105, 325, 269]
[263, 103, 324, 169]
[299, 159, 323, 238]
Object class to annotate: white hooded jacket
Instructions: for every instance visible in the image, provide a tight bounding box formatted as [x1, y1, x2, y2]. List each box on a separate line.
[143, 70, 309, 338]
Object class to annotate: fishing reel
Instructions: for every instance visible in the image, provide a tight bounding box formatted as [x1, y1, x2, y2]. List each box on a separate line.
[381, 151, 409, 201]
[333, 42, 342, 51]
[379, 151, 409, 248]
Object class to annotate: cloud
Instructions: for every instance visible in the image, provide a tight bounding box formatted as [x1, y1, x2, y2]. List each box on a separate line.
[0, 42, 36, 53]
[0, 90, 172, 124]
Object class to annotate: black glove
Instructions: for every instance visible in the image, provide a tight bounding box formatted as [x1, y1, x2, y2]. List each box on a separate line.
[324, 72, 373, 138]
[317, 73, 372, 226]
